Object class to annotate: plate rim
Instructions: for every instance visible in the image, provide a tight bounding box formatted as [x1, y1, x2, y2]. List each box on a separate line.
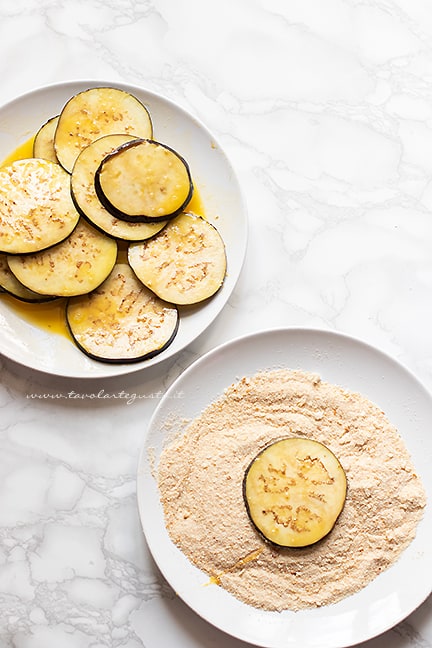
[137, 325, 432, 648]
[0, 79, 248, 379]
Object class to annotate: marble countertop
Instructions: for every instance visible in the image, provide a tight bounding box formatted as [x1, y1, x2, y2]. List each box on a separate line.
[0, 1, 431, 647]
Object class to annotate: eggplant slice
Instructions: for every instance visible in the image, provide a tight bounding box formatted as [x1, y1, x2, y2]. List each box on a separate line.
[66, 263, 179, 363]
[95, 138, 193, 222]
[7, 219, 117, 297]
[243, 438, 347, 548]
[0, 253, 56, 302]
[0, 159, 80, 254]
[54, 86, 153, 173]
[128, 212, 227, 305]
[33, 115, 59, 163]
[71, 134, 167, 241]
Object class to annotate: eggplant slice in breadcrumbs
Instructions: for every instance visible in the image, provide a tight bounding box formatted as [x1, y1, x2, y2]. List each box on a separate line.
[243, 437, 347, 548]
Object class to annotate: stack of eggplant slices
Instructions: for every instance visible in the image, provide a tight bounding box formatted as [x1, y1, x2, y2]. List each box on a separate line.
[0, 86, 227, 363]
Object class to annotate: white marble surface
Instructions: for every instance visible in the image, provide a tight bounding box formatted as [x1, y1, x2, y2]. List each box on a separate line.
[0, 1, 431, 647]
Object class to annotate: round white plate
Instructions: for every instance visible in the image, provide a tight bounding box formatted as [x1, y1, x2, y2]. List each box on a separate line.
[137, 327, 432, 648]
[0, 80, 247, 378]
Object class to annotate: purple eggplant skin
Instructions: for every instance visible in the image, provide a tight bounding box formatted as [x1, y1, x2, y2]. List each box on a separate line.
[94, 138, 193, 224]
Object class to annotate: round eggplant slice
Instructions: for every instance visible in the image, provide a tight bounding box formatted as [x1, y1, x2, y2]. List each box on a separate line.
[33, 115, 59, 163]
[71, 134, 167, 241]
[0, 253, 56, 302]
[243, 438, 347, 548]
[128, 212, 227, 305]
[7, 219, 117, 297]
[0, 159, 80, 255]
[95, 138, 193, 222]
[54, 86, 153, 173]
[66, 263, 179, 363]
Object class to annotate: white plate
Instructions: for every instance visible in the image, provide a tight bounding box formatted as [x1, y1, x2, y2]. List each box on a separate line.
[0, 80, 247, 378]
[137, 327, 432, 648]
